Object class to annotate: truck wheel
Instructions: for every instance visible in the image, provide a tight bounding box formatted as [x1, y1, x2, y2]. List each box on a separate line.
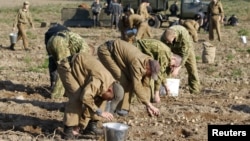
[148, 16, 161, 28]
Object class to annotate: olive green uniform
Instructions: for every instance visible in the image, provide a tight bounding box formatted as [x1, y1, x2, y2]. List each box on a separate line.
[181, 20, 199, 42]
[12, 8, 34, 50]
[46, 30, 90, 98]
[207, 0, 224, 41]
[56, 53, 115, 128]
[97, 39, 153, 111]
[135, 39, 172, 91]
[161, 25, 200, 94]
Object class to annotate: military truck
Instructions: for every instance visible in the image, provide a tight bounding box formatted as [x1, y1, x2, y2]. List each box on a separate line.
[180, 0, 210, 19]
[61, 0, 209, 28]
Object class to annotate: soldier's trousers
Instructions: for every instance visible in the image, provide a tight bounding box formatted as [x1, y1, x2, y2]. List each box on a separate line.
[48, 56, 65, 99]
[57, 60, 104, 128]
[184, 48, 200, 94]
[185, 22, 199, 42]
[97, 42, 133, 111]
[93, 13, 100, 27]
[15, 23, 28, 49]
[111, 13, 120, 29]
[136, 22, 152, 40]
[209, 15, 221, 41]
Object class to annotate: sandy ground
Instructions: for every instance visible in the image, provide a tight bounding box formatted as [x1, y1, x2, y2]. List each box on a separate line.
[0, 0, 250, 141]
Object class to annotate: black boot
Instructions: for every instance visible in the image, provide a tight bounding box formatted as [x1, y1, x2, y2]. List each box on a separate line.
[9, 43, 15, 51]
[82, 120, 103, 135]
[63, 125, 79, 140]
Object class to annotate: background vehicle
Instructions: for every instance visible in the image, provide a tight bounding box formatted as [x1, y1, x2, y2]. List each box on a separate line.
[61, 0, 209, 28]
[180, 0, 210, 19]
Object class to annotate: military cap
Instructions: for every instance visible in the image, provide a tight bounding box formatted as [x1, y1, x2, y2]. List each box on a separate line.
[24, 1, 29, 5]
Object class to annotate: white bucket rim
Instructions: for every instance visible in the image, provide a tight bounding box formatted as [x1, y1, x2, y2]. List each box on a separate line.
[103, 122, 129, 131]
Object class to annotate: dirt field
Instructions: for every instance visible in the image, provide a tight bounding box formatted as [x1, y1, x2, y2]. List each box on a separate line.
[0, 0, 250, 141]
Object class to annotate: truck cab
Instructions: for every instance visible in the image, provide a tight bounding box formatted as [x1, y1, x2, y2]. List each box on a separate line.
[180, 0, 210, 19]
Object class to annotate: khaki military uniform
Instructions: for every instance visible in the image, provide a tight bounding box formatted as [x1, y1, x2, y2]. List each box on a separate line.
[181, 20, 199, 42]
[128, 14, 152, 40]
[12, 8, 34, 50]
[207, 0, 224, 41]
[97, 39, 152, 111]
[46, 30, 90, 98]
[161, 25, 200, 94]
[56, 53, 115, 128]
[137, 2, 152, 21]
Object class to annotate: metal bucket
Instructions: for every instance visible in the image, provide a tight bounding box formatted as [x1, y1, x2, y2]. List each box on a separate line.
[103, 122, 129, 141]
[9, 33, 17, 44]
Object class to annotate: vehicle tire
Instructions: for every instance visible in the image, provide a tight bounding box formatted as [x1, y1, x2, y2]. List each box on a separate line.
[148, 16, 161, 28]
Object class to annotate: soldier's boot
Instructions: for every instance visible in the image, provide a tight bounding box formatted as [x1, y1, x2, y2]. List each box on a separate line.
[63, 125, 80, 140]
[9, 43, 15, 51]
[82, 120, 103, 135]
[24, 46, 30, 51]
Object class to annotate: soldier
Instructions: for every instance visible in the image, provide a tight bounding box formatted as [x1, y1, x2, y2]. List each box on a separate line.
[44, 24, 69, 98]
[53, 52, 124, 140]
[169, 0, 179, 17]
[137, 0, 153, 21]
[134, 39, 182, 103]
[160, 25, 201, 94]
[118, 8, 131, 42]
[118, 8, 152, 42]
[194, 11, 209, 32]
[46, 29, 91, 99]
[10, 1, 34, 51]
[227, 15, 238, 26]
[91, 0, 102, 27]
[207, 0, 224, 41]
[110, 0, 123, 30]
[180, 19, 200, 42]
[97, 39, 161, 116]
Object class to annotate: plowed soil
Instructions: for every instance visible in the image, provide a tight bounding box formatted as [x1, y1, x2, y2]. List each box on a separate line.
[0, 0, 250, 141]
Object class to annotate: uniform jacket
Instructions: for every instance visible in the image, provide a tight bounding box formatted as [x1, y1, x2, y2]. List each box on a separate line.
[128, 14, 144, 29]
[168, 25, 193, 66]
[71, 53, 115, 113]
[207, 0, 224, 18]
[112, 39, 152, 105]
[135, 39, 172, 90]
[46, 30, 90, 62]
[13, 8, 34, 27]
[183, 20, 199, 31]
[137, 3, 152, 20]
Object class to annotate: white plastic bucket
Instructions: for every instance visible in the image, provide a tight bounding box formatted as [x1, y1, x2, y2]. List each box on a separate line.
[103, 122, 129, 141]
[241, 36, 247, 44]
[9, 33, 17, 44]
[166, 78, 180, 96]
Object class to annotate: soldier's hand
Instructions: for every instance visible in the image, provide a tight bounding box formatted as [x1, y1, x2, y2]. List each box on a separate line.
[12, 27, 15, 32]
[147, 103, 160, 116]
[100, 112, 114, 121]
[164, 84, 170, 96]
[171, 66, 181, 77]
[154, 91, 161, 103]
